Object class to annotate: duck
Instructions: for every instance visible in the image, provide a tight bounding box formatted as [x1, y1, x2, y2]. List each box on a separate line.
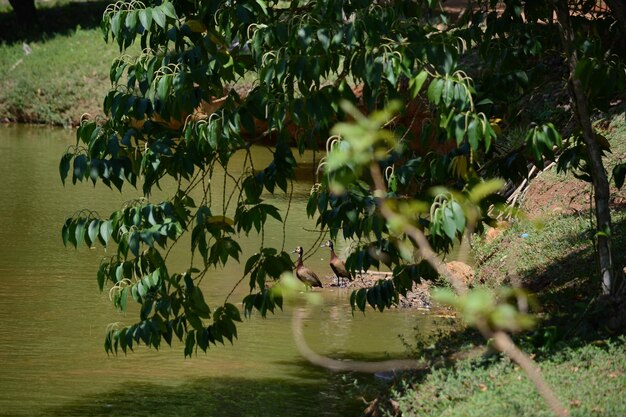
[320, 240, 353, 287]
[291, 246, 323, 289]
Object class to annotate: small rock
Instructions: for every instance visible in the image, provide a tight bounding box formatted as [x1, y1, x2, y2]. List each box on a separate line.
[446, 261, 475, 287]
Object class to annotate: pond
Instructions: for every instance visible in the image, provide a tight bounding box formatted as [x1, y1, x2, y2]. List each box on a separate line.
[0, 125, 441, 417]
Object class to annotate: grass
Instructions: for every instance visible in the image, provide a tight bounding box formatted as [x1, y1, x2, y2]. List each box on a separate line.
[0, 1, 116, 126]
[0, 27, 118, 126]
[389, 338, 626, 417]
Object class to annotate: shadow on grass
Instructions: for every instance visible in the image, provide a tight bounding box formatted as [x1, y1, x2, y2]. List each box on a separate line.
[42, 373, 369, 417]
[395, 209, 626, 380]
[518, 209, 626, 342]
[0, 1, 113, 44]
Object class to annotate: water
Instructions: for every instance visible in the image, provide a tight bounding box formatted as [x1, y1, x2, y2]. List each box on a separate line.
[0, 125, 439, 417]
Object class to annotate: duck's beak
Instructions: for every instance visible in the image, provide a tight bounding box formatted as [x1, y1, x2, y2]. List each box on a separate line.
[320, 242, 328, 248]
[291, 249, 297, 253]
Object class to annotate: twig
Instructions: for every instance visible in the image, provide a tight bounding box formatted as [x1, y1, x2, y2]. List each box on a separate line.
[8, 58, 23, 72]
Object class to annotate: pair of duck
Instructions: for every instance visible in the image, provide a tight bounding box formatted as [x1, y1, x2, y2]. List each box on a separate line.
[291, 240, 353, 289]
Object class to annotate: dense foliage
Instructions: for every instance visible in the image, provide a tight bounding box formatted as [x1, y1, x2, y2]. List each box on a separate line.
[60, 0, 625, 357]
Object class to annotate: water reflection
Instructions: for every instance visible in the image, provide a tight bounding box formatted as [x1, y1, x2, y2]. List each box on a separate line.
[0, 125, 433, 416]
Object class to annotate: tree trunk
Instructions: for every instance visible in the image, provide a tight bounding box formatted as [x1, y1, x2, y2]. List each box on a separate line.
[8, 0, 37, 25]
[554, 0, 614, 295]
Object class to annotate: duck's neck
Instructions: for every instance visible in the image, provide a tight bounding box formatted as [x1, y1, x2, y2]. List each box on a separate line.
[296, 254, 303, 268]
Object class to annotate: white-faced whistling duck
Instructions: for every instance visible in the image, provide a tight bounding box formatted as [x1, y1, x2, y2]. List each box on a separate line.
[291, 246, 323, 289]
[320, 240, 353, 287]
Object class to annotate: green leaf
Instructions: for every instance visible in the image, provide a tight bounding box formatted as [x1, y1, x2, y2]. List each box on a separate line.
[138, 8, 153, 30]
[225, 303, 242, 322]
[442, 205, 457, 240]
[160, 2, 178, 19]
[476, 98, 493, 107]
[544, 123, 562, 148]
[467, 116, 480, 150]
[613, 163, 626, 189]
[137, 281, 147, 298]
[100, 220, 113, 246]
[73, 154, 88, 183]
[317, 28, 330, 50]
[442, 78, 454, 107]
[97, 264, 106, 291]
[115, 264, 124, 283]
[152, 8, 166, 28]
[125, 10, 138, 31]
[59, 153, 72, 185]
[484, 122, 494, 152]
[355, 288, 367, 311]
[409, 70, 428, 98]
[306, 193, 318, 218]
[62, 219, 71, 247]
[450, 201, 465, 232]
[260, 204, 282, 222]
[191, 287, 211, 318]
[525, 127, 544, 164]
[366, 287, 377, 309]
[88, 220, 100, 246]
[184, 331, 195, 357]
[129, 232, 140, 257]
[427, 78, 444, 105]
[468, 179, 505, 203]
[67, 220, 78, 248]
[110, 12, 122, 37]
[157, 75, 172, 102]
[255, 0, 268, 15]
[452, 113, 466, 145]
[120, 287, 128, 312]
[75, 219, 86, 247]
[491, 304, 520, 330]
[244, 253, 261, 275]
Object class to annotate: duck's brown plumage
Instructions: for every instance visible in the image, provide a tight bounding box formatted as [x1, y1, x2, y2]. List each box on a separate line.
[292, 246, 323, 288]
[321, 240, 353, 282]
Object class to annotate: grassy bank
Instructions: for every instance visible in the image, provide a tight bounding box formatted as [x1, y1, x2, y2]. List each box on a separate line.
[378, 106, 626, 416]
[0, 1, 115, 126]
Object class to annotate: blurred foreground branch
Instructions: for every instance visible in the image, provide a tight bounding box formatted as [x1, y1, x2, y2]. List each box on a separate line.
[369, 162, 568, 417]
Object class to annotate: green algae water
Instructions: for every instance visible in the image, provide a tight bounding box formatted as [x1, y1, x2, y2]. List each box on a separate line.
[0, 125, 439, 417]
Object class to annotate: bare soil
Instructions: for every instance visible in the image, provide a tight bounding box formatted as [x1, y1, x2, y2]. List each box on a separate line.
[522, 173, 593, 218]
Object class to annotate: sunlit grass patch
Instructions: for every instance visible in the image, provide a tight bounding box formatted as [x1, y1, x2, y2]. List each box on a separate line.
[0, 27, 122, 125]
